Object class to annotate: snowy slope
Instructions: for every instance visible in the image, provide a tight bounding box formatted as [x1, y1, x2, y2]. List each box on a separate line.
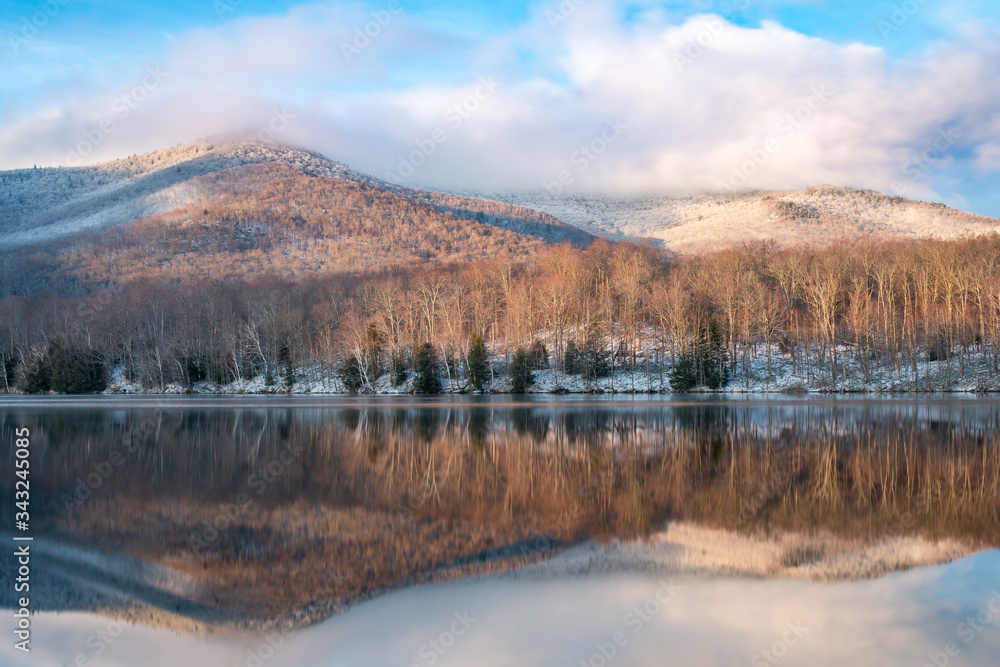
[482, 187, 1000, 251]
[5, 136, 997, 252]
[0, 138, 590, 249]
[0, 139, 368, 247]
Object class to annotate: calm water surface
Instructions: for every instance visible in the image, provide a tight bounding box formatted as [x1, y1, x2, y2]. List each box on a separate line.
[0, 395, 998, 667]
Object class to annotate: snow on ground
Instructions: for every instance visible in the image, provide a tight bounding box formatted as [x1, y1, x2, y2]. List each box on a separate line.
[101, 339, 1000, 395]
[506, 521, 979, 583]
[0, 137, 367, 248]
[483, 186, 1000, 251]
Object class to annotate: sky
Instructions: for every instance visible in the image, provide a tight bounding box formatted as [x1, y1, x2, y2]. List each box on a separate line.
[1, 0, 999, 215]
[5, 553, 1000, 666]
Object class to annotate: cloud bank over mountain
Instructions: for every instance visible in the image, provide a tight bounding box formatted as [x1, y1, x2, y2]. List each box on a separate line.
[1, 0, 998, 213]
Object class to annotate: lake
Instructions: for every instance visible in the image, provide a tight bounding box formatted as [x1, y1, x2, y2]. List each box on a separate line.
[1, 395, 998, 666]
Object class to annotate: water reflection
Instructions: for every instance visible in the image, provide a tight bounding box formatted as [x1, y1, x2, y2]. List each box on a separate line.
[1, 395, 998, 627]
[1, 395, 999, 541]
[3, 550, 998, 667]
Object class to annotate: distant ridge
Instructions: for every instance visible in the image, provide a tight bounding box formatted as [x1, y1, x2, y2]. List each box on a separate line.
[486, 186, 1000, 252]
[3, 136, 997, 255]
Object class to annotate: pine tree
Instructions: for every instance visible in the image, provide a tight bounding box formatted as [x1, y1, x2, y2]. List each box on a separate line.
[413, 342, 442, 394]
[581, 320, 611, 381]
[339, 355, 364, 393]
[510, 348, 534, 393]
[48, 344, 106, 394]
[702, 319, 729, 390]
[467, 332, 490, 392]
[529, 340, 549, 370]
[278, 344, 295, 392]
[669, 354, 698, 392]
[669, 319, 729, 392]
[282, 357, 295, 392]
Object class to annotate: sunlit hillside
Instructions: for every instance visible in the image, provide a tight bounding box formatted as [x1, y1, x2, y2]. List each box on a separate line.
[490, 186, 1000, 251]
[0, 140, 593, 295]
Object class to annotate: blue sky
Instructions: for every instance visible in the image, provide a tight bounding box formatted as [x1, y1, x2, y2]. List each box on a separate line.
[2, 0, 999, 215]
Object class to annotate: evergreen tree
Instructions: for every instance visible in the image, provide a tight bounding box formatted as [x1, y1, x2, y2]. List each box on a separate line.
[669, 354, 698, 392]
[278, 344, 295, 391]
[581, 321, 611, 381]
[669, 319, 729, 393]
[183, 356, 207, 390]
[510, 347, 535, 393]
[21, 356, 52, 393]
[48, 345, 106, 394]
[702, 319, 729, 390]
[467, 332, 490, 392]
[339, 355, 364, 393]
[528, 340, 549, 370]
[564, 339, 580, 375]
[413, 342, 442, 394]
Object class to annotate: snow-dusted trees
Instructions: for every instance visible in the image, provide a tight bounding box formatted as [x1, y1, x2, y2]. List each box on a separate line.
[5, 233, 1000, 392]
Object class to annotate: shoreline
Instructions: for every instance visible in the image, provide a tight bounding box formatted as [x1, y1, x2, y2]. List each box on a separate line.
[6, 387, 1000, 396]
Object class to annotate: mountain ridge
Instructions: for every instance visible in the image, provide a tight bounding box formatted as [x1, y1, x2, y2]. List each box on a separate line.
[480, 186, 1000, 251]
[3, 138, 998, 255]
[0, 138, 591, 249]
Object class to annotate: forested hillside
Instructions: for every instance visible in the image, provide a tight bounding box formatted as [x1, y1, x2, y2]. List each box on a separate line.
[0, 138, 589, 250]
[5, 139, 1000, 395]
[0, 162, 568, 295]
[4, 235, 1000, 394]
[0, 143, 592, 296]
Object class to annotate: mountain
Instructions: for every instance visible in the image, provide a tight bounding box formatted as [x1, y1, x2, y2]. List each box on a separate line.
[0, 139, 593, 295]
[485, 187, 1000, 252]
[4, 137, 998, 295]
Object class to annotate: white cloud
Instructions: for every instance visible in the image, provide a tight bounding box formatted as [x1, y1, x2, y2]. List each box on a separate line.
[1, 0, 998, 204]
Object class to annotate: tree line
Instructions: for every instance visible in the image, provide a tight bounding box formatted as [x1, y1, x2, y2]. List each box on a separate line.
[4, 234, 1000, 393]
